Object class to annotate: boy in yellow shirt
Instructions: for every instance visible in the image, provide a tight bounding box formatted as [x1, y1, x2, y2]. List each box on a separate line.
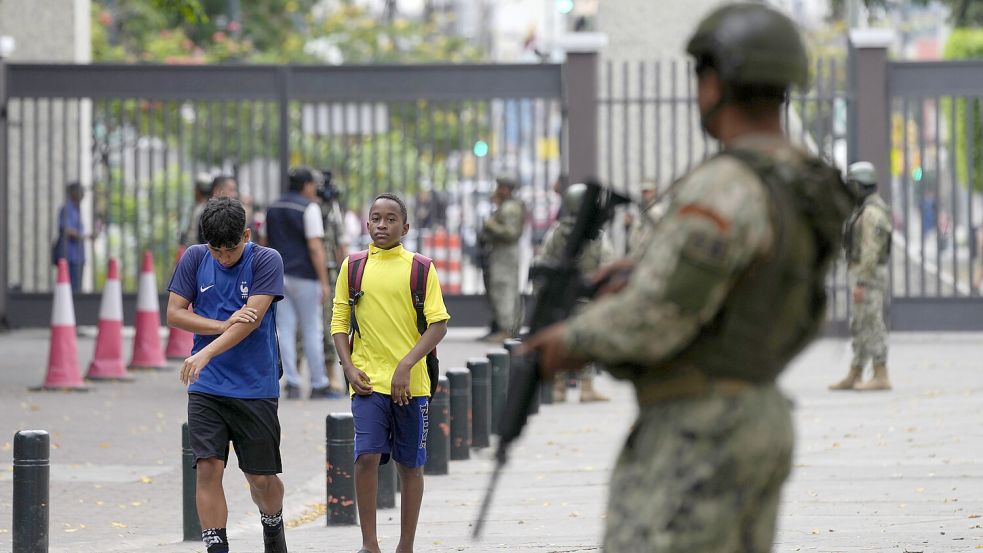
[331, 193, 450, 553]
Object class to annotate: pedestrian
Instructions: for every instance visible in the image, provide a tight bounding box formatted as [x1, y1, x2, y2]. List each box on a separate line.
[264, 167, 339, 399]
[830, 162, 893, 391]
[181, 173, 214, 247]
[522, 4, 854, 551]
[478, 175, 526, 341]
[52, 181, 86, 292]
[330, 192, 450, 553]
[165, 196, 288, 553]
[533, 182, 613, 402]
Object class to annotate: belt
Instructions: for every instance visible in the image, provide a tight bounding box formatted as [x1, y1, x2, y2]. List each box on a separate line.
[635, 370, 754, 406]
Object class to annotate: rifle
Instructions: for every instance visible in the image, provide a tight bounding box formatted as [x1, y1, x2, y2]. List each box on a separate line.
[472, 179, 630, 538]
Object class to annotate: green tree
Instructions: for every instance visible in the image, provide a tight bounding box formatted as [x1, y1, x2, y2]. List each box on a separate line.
[944, 29, 983, 192]
[829, 0, 983, 27]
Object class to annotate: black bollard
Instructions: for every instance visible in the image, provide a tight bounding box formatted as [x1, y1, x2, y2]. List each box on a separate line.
[504, 339, 538, 415]
[467, 357, 491, 448]
[487, 349, 509, 435]
[377, 461, 396, 510]
[182, 423, 201, 541]
[447, 368, 471, 460]
[424, 376, 450, 475]
[326, 413, 357, 525]
[539, 379, 555, 405]
[13, 430, 49, 553]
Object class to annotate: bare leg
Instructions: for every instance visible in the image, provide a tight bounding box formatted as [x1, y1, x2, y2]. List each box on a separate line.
[243, 473, 285, 515]
[395, 463, 424, 553]
[355, 454, 382, 553]
[196, 459, 228, 528]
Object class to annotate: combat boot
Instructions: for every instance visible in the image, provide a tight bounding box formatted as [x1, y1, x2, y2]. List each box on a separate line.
[579, 377, 609, 402]
[855, 364, 891, 391]
[828, 366, 862, 391]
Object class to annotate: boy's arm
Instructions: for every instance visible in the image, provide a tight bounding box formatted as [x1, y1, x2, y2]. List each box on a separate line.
[179, 294, 274, 385]
[391, 320, 448, 405]
[333, 332, 372, 395]
[166, 292, 257, 336]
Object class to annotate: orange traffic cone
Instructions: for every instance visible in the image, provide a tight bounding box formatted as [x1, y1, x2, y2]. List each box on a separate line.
[165, 247, 194, 360]
[36, 259, 87, 391]
[128, 251, 167, 370]
[86, 258, 130, 381]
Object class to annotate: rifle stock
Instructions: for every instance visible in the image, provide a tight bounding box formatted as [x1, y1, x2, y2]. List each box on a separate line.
[472, 180, 630, 538]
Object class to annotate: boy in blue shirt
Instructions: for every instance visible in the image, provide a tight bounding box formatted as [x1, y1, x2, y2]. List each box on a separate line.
[166, 197, 287, 553]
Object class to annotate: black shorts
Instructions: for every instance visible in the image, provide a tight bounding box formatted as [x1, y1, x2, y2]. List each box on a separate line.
[187, 392, 282, 475]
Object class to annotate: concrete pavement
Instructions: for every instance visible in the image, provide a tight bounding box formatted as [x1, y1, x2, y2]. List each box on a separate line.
[0, 327, 981, 552]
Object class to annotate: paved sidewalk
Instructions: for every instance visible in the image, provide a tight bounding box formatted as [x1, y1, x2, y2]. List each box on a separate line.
[0, 328, 981, 552]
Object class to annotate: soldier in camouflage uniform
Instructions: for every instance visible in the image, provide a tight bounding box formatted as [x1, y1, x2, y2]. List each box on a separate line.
[319, 176, 348, 390]
[830, 162, 893, 391]
[627, 179, 667, 257]
[534, 183, 614, 402]
[479, 175, 527, 342]
[524, 4, 854, 551]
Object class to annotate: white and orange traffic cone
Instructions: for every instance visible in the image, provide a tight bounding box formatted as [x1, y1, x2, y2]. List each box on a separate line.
[128, 250, 167, 370]
[86, 258, 130, 381]
[37, 259, 87, 391]
[165, 247, 194, 360]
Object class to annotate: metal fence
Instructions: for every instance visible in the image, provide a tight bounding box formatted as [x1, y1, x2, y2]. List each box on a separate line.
[598, 57, 853, 325]
[3, 64, 565, 302]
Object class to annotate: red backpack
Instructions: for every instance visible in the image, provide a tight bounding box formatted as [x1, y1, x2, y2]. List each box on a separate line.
[346, 250, 440, 396]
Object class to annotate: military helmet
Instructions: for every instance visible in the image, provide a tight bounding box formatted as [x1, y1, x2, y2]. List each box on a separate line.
[686, 3, 809, 90]
[846, 161, 878, 195]
[495, 174, 520, 189]
[562, 182, 588, 216]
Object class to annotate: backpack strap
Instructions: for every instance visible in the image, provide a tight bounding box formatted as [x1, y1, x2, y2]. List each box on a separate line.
[410, 253, 432, 335]
[347, 250, 369, 338]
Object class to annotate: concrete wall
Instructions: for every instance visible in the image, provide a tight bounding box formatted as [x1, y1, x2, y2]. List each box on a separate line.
[0, 0, 91, 63]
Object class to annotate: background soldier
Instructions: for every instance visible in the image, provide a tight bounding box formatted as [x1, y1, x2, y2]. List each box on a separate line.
[479, 175, 527, 342]
[626, 179, 666, 257]
[318, 170, 348, 392]
[830, 162, 893, 391]
[524, 4, 853, 551]
[534, 183, 614, 402]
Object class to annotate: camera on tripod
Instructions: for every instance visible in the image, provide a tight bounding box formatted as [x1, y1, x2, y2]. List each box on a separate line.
[316, 169, 341, 203]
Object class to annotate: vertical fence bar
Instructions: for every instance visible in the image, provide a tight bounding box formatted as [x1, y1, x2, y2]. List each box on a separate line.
[670, 60, 678, 181]
[934, 95, 943, 296]
[949, 95, 959, 294]
[278, 69, 290, 192]
[135, 99, 143, 279]
[685, 60, 693, 173]
[902, 99, 911, 297]
[33, 99, 39, 291]
[19, 100, 26, 290]
[60, 99, 70, 288]
[622, 61, 630, 189]
[968, 98, 977, 296]
[606, 60, 614, 198]
[638, 61, 646, 187]
[654, 60, 662, 185]
[46, 98, 54, 291]
[918, 100, 927, 296]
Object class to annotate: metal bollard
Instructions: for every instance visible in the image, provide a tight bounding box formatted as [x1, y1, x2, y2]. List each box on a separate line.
[539, 378, 555, 405]
[504, 339, 538, 414]
[467, 357, 491, 448]
[326, 413, 357, 525]
[424, 376, 450, 475]
[447, 368, 472, 460]
[13, 430, 49, 553]
[182, 423, 201, 541]
[487, 349, 509, 435]
[377, 461, 396, 510]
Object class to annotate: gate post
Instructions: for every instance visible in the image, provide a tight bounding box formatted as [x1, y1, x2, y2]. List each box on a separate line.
[848, 29, 893, 204]
[561, 33, 607, 185]
[0, 55, 9, 328]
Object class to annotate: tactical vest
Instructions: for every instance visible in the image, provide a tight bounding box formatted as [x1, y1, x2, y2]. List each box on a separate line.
[843, 195, 891, 265]
[656, 148, 853, 384]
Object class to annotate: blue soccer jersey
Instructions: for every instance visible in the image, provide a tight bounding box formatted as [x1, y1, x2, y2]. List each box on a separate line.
[168, 242, 284, 398]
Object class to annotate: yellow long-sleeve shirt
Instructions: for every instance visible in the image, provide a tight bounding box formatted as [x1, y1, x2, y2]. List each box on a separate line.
[331, 243, 450, 397]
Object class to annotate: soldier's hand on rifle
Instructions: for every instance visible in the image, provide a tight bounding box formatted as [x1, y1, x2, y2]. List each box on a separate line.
[589, 258, 637, 298]
[520, 322, 589, 376]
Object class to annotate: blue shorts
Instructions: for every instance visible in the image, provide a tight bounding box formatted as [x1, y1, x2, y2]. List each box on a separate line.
[352, 393, 429, 468]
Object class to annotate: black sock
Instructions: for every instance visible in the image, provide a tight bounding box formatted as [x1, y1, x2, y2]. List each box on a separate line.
[260, 509, 284, 536]
[201, 527, 229, 553]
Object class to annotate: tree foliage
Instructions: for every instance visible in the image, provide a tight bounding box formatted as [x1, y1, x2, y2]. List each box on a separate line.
[829, 0, 983, 28]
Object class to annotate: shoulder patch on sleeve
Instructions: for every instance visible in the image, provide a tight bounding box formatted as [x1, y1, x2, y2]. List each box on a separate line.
[678, 203, 732, 233]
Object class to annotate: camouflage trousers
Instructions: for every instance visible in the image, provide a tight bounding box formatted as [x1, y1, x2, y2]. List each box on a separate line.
[486, 247, 521, 335]
[604, 384, 793, 552]
[850, 286, 887, 369]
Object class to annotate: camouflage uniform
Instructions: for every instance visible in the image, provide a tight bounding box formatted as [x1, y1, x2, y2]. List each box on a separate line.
[628, 199, 670, 257]
[481, 195, 526, 336]
[846, 193, 891, 371]
[536, 218, 614, 276]
[563, 134, 850, 550]
[321, 200, 347, 368]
